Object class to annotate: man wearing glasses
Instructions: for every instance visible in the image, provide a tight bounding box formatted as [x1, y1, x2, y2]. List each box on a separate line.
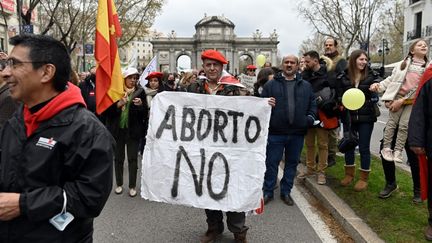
[0, 34, 114, 242]
[0, 51, 19, 129]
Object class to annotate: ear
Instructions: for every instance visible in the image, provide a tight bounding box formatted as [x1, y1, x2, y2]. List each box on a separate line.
[39, 63, 56, 85]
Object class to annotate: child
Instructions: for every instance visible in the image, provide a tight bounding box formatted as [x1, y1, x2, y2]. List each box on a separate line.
[370, 39, 430, 163]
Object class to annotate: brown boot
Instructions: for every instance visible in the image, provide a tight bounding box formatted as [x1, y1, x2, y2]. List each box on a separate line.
[340, 165, 355, 186]
[200, 224, 224, 243]
[234, 230, 248, 243]
[354, 170, 370, 192]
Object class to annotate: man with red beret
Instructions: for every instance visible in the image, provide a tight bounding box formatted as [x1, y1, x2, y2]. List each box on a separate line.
[246, 64, 257, 77]
[192, 49, 249, 243]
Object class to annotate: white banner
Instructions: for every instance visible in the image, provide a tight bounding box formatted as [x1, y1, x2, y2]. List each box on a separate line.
[239, 74, 256, 93]
[141, 92, 271, 212]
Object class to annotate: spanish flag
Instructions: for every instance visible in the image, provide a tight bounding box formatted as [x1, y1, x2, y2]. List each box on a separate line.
[95, 0, 123, 114]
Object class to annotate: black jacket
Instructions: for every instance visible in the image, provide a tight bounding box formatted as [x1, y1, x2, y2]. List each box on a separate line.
[261, 73, 317, 135]
[408, 78, 432, 155]
[337, 69, 380, 123]
[79, 75, 96, 113]
[103, 87, 148, 140]
[0, 104, 114, 243]
[301, 64, 329, 94]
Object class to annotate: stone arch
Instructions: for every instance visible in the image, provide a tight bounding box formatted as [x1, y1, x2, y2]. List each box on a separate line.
[151, 15, 279, 75]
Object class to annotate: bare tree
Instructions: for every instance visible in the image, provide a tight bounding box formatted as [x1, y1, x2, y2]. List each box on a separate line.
[38, 0, 165, 51]
[368, 0, 404, 64]
[297, 0, 390, 57]
[298, 33, 327, 56]
[115, 0, 164, 47]
[18, 0, 41, 25]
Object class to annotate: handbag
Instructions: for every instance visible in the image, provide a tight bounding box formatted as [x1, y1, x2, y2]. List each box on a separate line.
[337, 110, 358, 153]
[338, 130, 358, 153]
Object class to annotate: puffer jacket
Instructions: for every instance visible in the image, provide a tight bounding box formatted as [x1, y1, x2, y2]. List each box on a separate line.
[261, 73, 317, 135]
[0, 104, 114, 243]
[337, 69, 380, 123]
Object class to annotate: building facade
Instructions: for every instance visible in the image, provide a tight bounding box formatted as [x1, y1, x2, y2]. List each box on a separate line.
[151, 15, 279, 74]
[404, 0, 432, 56]
[0, 0, 40, 53]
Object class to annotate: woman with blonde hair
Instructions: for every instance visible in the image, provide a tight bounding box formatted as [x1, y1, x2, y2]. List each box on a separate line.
[177, 72, 196, 92]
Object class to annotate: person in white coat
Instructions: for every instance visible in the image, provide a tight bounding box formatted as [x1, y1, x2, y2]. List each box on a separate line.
[370, 39, 430, 163]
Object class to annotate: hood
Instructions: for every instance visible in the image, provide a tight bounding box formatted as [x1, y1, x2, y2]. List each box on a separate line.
[23, 83, 86, 137]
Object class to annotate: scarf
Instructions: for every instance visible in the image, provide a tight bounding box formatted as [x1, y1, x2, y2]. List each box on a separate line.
[119, 87, 135, 129]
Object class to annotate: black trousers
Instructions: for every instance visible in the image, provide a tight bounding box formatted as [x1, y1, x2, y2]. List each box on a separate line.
[114, 128, 139, 188]
[380, 138, 420, 193]
[204, 209, 248, 233]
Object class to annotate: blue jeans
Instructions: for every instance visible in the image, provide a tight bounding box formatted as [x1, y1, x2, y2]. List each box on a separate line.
[344, 122, 374, 170]
[263, 134, 304, 197]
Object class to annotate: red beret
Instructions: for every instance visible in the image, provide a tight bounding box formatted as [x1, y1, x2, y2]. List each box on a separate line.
[146, 71, 163, 80]
[201, 50, 228, 64]
[246, 65, 257, 70]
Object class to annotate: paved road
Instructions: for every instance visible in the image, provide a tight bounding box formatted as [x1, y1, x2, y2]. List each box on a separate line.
[94, 161, 334, 243]
[92, 104, 393, 243]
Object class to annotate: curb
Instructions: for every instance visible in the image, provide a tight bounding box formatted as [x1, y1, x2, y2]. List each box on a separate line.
[298, 164, 385, 243]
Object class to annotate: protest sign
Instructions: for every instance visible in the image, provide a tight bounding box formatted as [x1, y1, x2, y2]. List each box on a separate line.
[141, 92, 271, 212]
[239, 74, 256, 93]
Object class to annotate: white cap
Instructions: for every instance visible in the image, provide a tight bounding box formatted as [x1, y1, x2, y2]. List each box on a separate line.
[122, 67, 139, 78]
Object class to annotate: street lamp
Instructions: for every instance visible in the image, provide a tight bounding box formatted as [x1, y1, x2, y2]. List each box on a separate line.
[378, 39, 390, 77]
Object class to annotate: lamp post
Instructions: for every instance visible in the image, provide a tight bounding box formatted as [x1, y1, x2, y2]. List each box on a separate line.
[378, 39, 390, 77]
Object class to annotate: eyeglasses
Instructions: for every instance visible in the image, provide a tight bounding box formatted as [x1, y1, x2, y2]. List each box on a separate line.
[0, 58, 47, 71]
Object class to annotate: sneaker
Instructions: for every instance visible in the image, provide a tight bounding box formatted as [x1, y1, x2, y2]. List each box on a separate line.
[378, 183, 398, 199]
[114, 186, 123, 194]
[393, 150, 404, 163]
[297, 169, 315, 179]
[317, 172, 326, 185]
[129, 188, 137, 197]
[381, 148, 394, 161]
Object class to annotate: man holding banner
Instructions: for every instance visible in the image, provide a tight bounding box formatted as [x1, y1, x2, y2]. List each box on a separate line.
[197, 50, 249, 242]
[261, 54, 317, 206]
[141, 49, 271, 243]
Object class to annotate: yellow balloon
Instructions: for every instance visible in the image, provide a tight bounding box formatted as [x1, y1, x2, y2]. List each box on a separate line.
[342, 88, 365, 110]
[256, 54, 266, 67]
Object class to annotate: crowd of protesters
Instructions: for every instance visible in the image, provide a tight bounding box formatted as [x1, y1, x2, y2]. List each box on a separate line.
[2, 33, 432, 242]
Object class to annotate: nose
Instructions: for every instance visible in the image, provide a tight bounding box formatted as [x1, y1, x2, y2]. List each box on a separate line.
[1, 65, 12, 79]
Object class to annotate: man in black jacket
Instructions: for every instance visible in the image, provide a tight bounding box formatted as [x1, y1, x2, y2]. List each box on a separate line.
[300, 50, 331, 185]
[324, 38, 347, 167]
[261, 54, 316, 206]
[0, 34, 114, 243]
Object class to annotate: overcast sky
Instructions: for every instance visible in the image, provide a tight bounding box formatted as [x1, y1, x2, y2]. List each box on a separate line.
[151, 0, 315, 57]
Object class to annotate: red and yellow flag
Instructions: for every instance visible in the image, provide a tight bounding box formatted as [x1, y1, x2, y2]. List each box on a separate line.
[95, 0, 123, 114]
